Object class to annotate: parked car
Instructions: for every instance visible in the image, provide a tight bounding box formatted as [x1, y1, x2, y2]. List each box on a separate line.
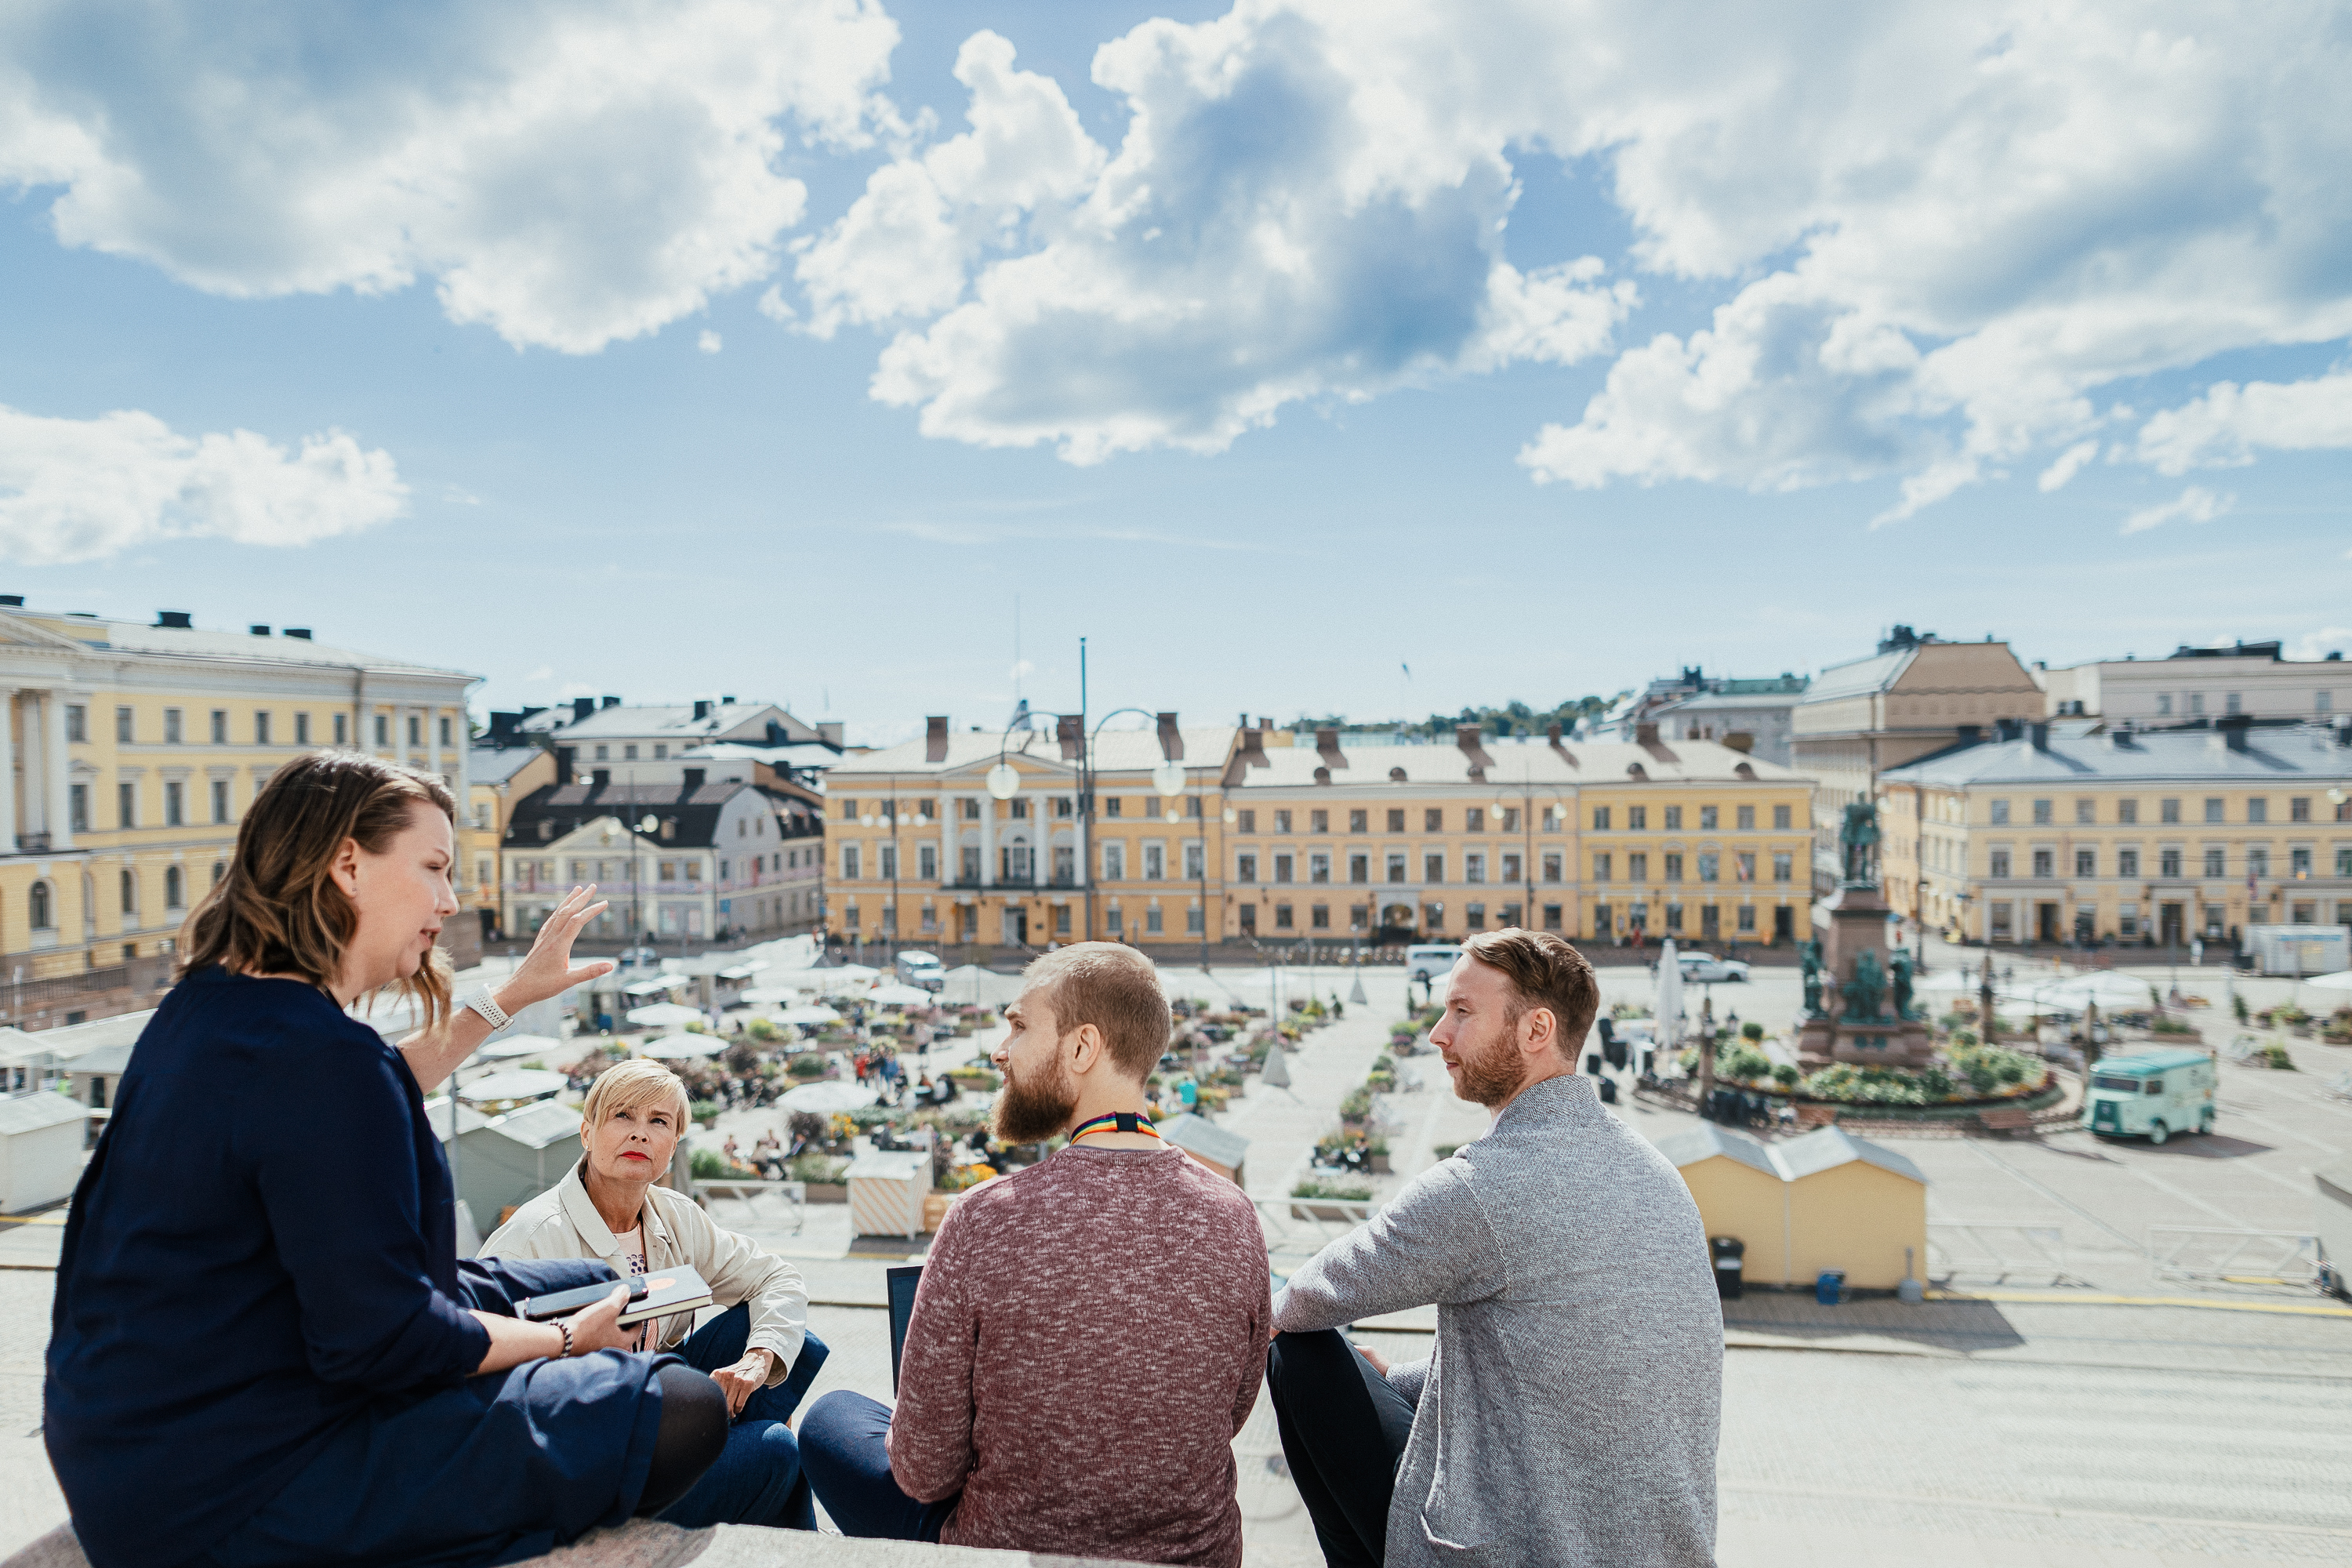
[895, 949, 946, 991]
[1650, 951, 1751, 983]
[1403, 944, 1464, 983]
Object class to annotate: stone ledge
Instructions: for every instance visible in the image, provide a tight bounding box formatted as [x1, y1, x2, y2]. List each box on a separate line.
[2, 1522, 1149, 1568]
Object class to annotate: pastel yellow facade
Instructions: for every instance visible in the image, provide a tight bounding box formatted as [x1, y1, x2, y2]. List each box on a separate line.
[825, 720, 1816, 951]
[2, 604, 475, 1026]
[1881, 720, 2352, 946]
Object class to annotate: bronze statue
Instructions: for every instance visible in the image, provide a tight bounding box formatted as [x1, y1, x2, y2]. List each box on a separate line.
[1799, 939, 1824, 1018]
[1842, 949, 1886, 1022]
[1840, 800, 1882, 887]
[1889, 948, 1916, 1020]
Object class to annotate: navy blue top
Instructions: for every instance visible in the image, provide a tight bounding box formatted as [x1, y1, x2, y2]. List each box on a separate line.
[46, 968, 499, 1568]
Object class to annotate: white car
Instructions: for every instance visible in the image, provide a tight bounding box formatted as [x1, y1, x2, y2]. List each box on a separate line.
[1403, 943, 1464, 982]
[895, 949, 946, 991]
[1653, 951, 1751, 983]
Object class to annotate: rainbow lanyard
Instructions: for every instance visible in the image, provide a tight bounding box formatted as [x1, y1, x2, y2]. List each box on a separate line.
[1067, 1112, 1161, 1144]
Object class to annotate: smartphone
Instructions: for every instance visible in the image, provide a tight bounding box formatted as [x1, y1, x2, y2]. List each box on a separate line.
[521, 1275, 648, 1322]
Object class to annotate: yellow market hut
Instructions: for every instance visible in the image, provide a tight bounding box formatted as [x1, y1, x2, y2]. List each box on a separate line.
[1655, 1123, 1928, 1292]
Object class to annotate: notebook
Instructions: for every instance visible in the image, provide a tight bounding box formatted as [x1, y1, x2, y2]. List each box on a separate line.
[887, 1265, 923, 1390]
[517, 1266, 713, 1328]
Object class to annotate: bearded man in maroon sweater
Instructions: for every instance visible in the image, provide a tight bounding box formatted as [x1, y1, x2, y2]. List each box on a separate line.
[800, 942, 1271, 1566]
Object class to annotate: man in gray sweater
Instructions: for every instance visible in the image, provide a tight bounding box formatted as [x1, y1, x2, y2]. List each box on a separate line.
[1269, 928, 1721, 1566]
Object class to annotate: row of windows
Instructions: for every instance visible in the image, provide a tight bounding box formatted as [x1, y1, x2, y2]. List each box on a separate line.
[1589, 804, 1795, 832]
[1982, 846, 2352, 880]
[510, 851, 813, 887]
[839, 796, 1207, 823]
[15, 862, 226, 930]
[1982, 794, 2349, 826]
[63, 778, 241, 833]
[2149, 691, 2336, 717]
[69, 704, 453, 750]
[1592, 851, 1795, 884]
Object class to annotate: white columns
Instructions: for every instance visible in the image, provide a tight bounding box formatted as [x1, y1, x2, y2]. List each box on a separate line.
[978, 793, 996, 889]
[1031, 795, 1046, 890]
[0, 691, 16, 854]
[44, 692, 71, 850]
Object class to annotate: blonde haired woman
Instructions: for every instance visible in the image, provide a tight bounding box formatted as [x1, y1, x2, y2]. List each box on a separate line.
[484, 1059, 827, 1530]
[45, 753, 727, 1568]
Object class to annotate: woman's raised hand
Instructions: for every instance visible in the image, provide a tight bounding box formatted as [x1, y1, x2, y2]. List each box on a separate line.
[504, 884, 615, 1011]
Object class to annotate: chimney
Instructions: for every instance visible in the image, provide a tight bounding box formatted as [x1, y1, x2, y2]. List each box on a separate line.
[1315, 728, 1345, 770]
[693, 699, 713, 721]
[591, 768, 612, 790]
[925, 716, 949, 763]
[817, 721, 845, 747]
[2029, 723, 2050, 751]
[2220, 714, 2252, 752]
[156, 611, 194, 629]
[572, 697, 596, 722]
[1057, 714, 1084, 761]
[1456, 725, 1491, 780]
[1956, 724, 1982, 744]
[1634, 721, 1659, 745]
[1156, 712, 1185, 760]
[682, 768, 705, 790]
[1994, 718, 2023, 742]
[555, 746, 575, 784]
[1239, 728, 1269, 766]
[721, 695, 736, 703]
[601, 695, 621, 710]
[249, 624, 270, 637]
[283, 627, 312, 640]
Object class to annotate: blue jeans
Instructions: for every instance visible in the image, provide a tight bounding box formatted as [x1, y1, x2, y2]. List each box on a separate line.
[655, 1305, 830, 1530]
[798, 1390, 957, 1541]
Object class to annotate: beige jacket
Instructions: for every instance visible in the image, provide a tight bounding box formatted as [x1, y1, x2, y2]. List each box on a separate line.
[481, 1158, 808, 1381]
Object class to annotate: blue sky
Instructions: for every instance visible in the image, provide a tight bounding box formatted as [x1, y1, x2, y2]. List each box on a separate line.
[2, 1, 2348, 742]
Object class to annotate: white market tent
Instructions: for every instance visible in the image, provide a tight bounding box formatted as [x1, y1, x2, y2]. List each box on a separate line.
[458, 1069, 568, 1106]
[780, 1082, 880, 1112]
[739, 985, 809, 1006]
[866, 983, 935, 1007]
[639, 1034, 727, 1060]
[475, 1033, 567, 1063]
[773, 1005, 842, 1027]
[626, 1001, 705, 1029]
[942, 966, 1024, 1007]
[0, 1091, 87, 1213]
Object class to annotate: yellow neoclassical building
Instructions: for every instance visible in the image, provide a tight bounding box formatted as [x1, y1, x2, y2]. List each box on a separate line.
[1882, 717, 2352, 946]
[823, 717, 1813, 953]
[2, 601, 477, 1029]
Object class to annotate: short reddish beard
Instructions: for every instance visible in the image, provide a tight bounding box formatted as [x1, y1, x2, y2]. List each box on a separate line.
[993, 1040, 1080, 1144]
[1450, 1002, 1533, 1107]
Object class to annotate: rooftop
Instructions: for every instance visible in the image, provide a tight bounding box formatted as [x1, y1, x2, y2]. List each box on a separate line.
[1230, 738, 1802, 789]
[1880, 720, 2352, 786]
[3, 607, 473, 681]
[827, 725, 1240, 780]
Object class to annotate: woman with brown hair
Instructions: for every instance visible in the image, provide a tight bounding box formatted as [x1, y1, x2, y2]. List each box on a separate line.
[45, 751, 728, 1568]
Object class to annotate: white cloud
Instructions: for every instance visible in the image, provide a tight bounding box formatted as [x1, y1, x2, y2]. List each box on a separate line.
[2291, 627, 2352, 661]
[2119, 485, 2233, 535]
[801, 16, 1630, 460]
[774, 2, 2352, 501]
[2133, 371, 2352, 474]
[0, 404, 407, 564]
[0, 0, 904, 353]
[698, 331, 724, 354]
[2037, 439, 2101, 492]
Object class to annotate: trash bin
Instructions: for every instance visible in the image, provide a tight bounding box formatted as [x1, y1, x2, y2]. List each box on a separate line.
[1596, 1076, 1618, 1105]
[1814, 1269, 1846, 1305]
[1710, 1236, 1744, 1300]
[1585, 1053, 1602, 1076]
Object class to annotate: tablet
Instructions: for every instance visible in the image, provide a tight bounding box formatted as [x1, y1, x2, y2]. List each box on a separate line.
[886, 1265, 923, 1391]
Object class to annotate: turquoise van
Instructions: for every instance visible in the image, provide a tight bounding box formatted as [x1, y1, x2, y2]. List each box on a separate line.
[2085, 1047, 2216, 1144]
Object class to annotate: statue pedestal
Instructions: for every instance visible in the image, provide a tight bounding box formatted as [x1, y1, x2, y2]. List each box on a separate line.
[1795, 884, 1933, 1071]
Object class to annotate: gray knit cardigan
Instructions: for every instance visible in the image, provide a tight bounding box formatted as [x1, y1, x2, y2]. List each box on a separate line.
[1274, 1072, 1722, 1566]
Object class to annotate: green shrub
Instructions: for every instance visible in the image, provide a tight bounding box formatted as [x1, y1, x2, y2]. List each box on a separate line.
[688, 1099, 723, 1125]
[1770, 1062, 1799, 1089]
[2259, 1042, 2296, 1070]
[1715, 1044, 1774, 1083]
[788, 1153, 848, 1185]
[1338, 1087, 1374, 1123]
[2233, 993, 2250, 1024]
[1740, 1021, 1765, 1043]
[787, 1054, 830, 1079]
[1290, 1178, 1374, 1201]
[2151, 1014, 2195, 1036]
[745, 1016, 779, 1041]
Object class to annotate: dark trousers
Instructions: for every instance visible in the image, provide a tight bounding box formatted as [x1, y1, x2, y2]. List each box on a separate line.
[655, 1305, 831, 1530]
[797, 1389, 958, 1542]
[1266, 1330, 1417, 1568]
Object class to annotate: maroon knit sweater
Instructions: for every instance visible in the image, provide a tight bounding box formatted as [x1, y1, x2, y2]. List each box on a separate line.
[887, 1143, 1271, 1566]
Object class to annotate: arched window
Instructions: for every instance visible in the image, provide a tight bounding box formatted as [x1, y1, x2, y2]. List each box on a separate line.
[29, 880, 53, 929]
[211, 861, 225, 887]
[121, 869, 136, 914]
[165, 866, 184, 909]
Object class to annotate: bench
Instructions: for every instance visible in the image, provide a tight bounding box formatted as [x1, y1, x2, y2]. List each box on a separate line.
[1976, 1107, 2035, 1136]
[3, 1520, 1138, 1567]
